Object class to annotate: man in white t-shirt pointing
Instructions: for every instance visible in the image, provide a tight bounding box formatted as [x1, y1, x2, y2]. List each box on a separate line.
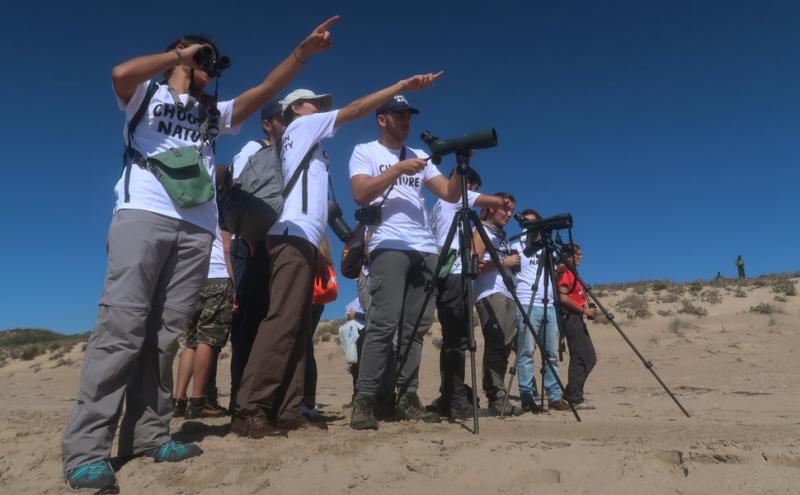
[349, 95, 463, 430]
[233, 72, 444, 438]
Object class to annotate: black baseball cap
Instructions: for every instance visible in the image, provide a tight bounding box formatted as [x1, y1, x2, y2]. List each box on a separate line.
[376, 94, 420, 116]
[260, 100, 282, 121]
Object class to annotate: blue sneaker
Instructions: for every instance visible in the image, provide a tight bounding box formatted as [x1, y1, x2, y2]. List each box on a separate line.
[299, 403, 321, 419]
[150, 440, 203, 463]
[65, 459, 117, 491]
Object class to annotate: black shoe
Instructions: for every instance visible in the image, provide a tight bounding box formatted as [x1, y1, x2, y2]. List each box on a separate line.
[397, 392, 441, 423]
[204, 397, 230, 417]
[448, 399, 475, 420]
[521, 398, 542, 415]
[350, 393, 379, 430]
[185, 397, 206, 419]
[173, 397, 188, 418]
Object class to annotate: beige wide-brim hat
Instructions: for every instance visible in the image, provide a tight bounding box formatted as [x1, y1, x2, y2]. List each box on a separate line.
[280, 89, 333, 113]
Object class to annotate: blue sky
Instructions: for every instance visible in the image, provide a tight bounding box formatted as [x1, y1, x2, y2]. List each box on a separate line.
[2, 1, 798, 333]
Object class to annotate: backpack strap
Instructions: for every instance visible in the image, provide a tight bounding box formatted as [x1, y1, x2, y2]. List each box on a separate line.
[282, 144, 319, 214]
[121, 81, 159, 203]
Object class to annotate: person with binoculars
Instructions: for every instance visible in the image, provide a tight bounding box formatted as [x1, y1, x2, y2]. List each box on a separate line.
[61, 17, 341, 492]
[348, 95, 465, 430]
[473, 193, 525, 416]
[233, 74, 446, 436]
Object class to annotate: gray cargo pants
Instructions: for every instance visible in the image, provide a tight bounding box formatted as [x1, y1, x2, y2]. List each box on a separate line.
[476, 293, 517, 404]
[62, 209, 212, 475]
[356, 249, 438, 395]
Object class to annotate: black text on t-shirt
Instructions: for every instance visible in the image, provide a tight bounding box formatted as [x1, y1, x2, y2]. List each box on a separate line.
[379, 163, 421, 188]
[152, 103, 203, 143]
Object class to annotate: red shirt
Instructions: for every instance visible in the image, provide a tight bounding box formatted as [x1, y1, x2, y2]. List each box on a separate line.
[558, 269, 586, 308]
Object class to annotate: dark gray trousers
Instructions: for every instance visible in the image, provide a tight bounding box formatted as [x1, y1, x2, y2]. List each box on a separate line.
[356, 249, 438, 395]
[476, 293, 517, 404]
[563, 313, 597, 404]
[62, 210, 212, 474]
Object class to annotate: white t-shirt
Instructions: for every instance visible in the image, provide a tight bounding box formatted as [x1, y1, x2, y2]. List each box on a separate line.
[475, 227, 513, 301]
[514, 238, 556, 308]
[268, 110, 339, 246]
[115, 81, 240, 234]
[430, 190, 480, 275]
[231, 140, 266, 179]
[348, 141, 441, 254]
[208, 226, 230, 279]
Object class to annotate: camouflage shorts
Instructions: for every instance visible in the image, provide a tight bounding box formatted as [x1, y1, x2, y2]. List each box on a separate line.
[185, 278, 233, 348]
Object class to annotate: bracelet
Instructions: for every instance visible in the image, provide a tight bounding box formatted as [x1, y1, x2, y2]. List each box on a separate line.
[173, 49, 182, 66]
[293, 50, 307, 65]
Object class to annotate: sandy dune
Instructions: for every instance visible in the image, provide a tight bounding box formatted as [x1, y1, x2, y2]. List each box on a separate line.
[1, 281, 799, 494]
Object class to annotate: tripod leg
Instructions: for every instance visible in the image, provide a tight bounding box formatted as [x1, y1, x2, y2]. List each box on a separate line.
[556, 251, 691, 418]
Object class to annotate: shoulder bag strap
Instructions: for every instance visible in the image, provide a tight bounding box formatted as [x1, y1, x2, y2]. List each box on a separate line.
[121, 80, 159, 202]
[282, 144, 319, 214]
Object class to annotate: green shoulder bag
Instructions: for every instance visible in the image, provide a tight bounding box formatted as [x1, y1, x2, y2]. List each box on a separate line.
[146, 146, 214, 208]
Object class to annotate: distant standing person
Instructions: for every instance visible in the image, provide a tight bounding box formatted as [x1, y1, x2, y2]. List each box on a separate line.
[736, 255, 746, 279]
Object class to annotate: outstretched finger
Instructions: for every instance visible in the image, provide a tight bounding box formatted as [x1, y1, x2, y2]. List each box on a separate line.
[431, 70, 445, 81]
[316, 15, 341, 32]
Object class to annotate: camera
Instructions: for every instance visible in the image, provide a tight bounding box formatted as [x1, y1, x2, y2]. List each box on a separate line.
[420, 128, 497, 165]
[515, 212, 572, 232]
[328, 200, 353, 242]
[354, 204, 382, 226]
[193, 46, 231, 77]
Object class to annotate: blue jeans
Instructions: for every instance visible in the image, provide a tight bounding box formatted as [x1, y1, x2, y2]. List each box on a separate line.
[516, 306, 561, 402]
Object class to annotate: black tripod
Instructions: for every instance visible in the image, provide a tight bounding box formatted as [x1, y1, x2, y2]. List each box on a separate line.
[395, 152, 581, 433]
[552, 246, 691, 418]
[501, 228, 565, 415]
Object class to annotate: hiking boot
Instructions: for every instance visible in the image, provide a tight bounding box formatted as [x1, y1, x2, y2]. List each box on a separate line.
[150, 440, 203, 463]
[397, 392, 441, 423]
[173, 397, 188, 418]
[185, 397, 206, 419]
[65, 460, 117, 492]
[350, 393, 378, 430]
[483, 399, 525, 417]
[231, 413, 287, 438]
[448, 399, 474, 420]
[548, 398, 571, 411]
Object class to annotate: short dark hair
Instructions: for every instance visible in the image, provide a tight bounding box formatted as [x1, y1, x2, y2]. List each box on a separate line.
[448, 168, 482, 187]
[479, 192, 515, 220]
[520, 208, 541, 219]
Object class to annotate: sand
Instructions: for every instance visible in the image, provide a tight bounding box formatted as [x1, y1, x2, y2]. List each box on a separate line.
[1, 281, 799, 494]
